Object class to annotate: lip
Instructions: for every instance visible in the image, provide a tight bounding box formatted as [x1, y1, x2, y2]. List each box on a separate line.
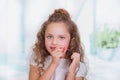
[50, 47, 56, 51]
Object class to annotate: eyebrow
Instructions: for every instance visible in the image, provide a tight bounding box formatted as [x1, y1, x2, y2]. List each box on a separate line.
[45, 33, 53, 35]
[46, 32, 68, 35]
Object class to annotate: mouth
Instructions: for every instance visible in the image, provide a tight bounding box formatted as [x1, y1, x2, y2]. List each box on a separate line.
[50, 47, 56, 51]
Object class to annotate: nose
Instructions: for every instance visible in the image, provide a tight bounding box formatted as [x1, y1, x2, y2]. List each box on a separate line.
[52, 38, 57, 45]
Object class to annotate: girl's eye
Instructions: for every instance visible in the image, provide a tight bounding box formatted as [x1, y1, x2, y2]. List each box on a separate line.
[60, 36, 65, 39]
[46, 36, 53, 39]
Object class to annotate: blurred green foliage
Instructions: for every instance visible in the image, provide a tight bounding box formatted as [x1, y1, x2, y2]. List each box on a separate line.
[92, 25, 120, 49]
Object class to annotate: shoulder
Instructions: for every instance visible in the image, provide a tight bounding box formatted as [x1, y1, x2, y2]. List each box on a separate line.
[76, 62, 87, 77]
[29, 53, 51, 64]
[29, 53, 37, 66]
[79, 62, 86, 70]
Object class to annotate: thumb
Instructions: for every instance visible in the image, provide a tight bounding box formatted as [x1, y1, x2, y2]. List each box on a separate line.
[71, 54, 74, 60]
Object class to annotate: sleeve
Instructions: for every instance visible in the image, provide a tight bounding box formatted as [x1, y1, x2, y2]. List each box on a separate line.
[29, 53, 37, 66]
[76, 62, 87, 77]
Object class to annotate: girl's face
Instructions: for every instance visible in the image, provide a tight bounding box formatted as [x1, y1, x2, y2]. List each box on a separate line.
[45, 22, 71, 56]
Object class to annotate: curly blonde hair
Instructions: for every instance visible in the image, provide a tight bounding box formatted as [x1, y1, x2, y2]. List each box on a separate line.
[32, 8, 85, 75]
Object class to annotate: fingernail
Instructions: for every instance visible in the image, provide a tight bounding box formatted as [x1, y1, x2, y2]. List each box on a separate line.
[62, 47, 65, 53]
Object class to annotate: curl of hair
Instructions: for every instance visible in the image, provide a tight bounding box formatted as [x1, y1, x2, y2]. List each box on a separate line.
[48, 9, 71, 22]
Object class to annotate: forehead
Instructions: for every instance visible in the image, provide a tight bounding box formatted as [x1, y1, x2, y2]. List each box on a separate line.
[45, 22, 69, 34]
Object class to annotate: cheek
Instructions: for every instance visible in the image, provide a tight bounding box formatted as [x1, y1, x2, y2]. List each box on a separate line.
[45, 39, 51, 49]
[62, 41, 69, 47]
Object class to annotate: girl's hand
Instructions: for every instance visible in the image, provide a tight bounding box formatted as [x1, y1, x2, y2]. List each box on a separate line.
[51, 46, 65, 66]
[68, 52, 80, 73]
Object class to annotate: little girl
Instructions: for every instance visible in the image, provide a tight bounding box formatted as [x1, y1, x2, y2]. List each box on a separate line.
[29, 8, 87, 80]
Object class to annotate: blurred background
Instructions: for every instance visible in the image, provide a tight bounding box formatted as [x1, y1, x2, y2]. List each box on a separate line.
[0, 0, 120, 80]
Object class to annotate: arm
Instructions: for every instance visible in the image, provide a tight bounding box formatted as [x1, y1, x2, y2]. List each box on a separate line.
[67, 72, 83, 80]
[29, 46, 65, 80]
[66, 64, 84, 80]
[66, 53, 84, 80]
[38, 62, 58, 80]
[29, 64, 40, 80]
[29, 62, 58, 80]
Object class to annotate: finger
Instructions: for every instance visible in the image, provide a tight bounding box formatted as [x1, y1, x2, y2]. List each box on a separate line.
[71, 54, 74, 60]
[71, 52, 80, 59]
[73, 52, 80, 61]
[55, 52, 63, 58]
[56, 46, 64, 52]
[58, 53, 64, 58]
[59, 46, 67, 53]
[62, 47, 66, 53]
[53, 46, 65, 58]
[52, 46, 61, 53]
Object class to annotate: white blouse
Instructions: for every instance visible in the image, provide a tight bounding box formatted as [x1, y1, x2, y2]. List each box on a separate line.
[30, 56, 86, 80]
